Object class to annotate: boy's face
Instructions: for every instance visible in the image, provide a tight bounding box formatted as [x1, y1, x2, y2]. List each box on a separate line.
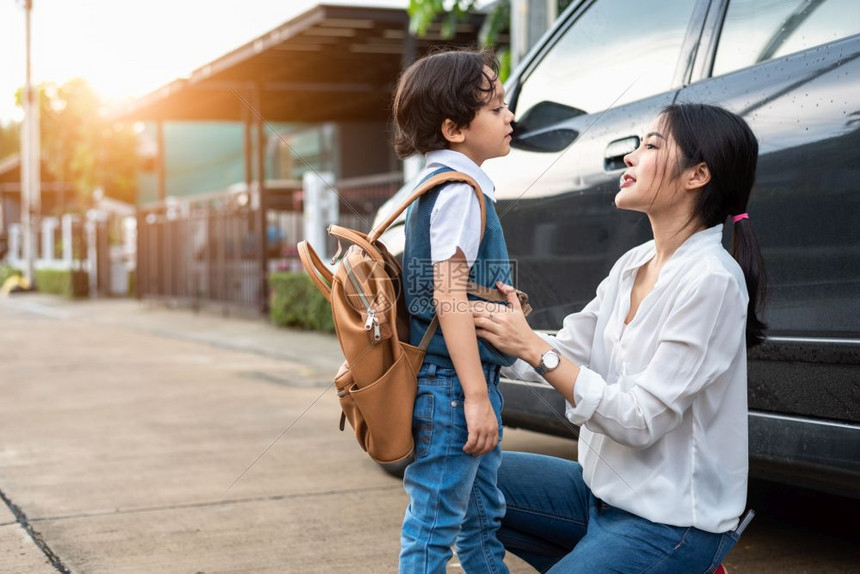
[450, 68, 514, 166]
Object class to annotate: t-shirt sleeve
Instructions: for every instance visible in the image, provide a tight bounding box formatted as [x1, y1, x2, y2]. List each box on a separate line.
[429, 182, 483, 267]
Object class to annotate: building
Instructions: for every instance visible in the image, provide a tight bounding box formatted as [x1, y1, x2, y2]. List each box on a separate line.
[113, 3, 498, 313]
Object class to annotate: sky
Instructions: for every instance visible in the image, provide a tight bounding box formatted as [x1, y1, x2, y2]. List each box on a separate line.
[0, 0, 408, 124]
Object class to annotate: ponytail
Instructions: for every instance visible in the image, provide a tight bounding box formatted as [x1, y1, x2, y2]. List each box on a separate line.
[731, 216, 767, 348]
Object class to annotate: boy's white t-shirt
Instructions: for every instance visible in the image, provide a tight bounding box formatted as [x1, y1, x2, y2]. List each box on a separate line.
[420, 149, 496, 268]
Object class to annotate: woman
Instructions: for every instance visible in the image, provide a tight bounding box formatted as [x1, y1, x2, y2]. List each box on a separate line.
[473, 103, 765, 573]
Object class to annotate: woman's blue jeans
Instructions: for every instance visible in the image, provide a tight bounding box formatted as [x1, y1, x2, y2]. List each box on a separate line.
[399, 362, 509, 574]
[498, 452, 739, 573]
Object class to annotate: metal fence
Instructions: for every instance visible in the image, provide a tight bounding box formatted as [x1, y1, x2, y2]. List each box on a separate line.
[135, 172, 403, 314]
[137, 187, 273, 314]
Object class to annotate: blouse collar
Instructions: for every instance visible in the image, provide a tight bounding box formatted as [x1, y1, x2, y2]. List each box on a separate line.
[623, 224, 725, 286]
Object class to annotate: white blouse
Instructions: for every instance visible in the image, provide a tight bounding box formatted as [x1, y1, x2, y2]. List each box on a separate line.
[420, 149, 496, 267]
[503, 225, 749, 533]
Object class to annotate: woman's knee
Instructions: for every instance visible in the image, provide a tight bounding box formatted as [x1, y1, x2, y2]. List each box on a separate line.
[499, 452, 585, 508]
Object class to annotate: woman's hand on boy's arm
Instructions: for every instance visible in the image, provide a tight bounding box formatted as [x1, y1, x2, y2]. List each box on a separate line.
[475, 283, 581, 404]
[472, 284, 544, 363]
[434, 251, 499, 456]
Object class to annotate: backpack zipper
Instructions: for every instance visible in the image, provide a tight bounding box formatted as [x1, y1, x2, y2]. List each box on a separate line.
[364, 308, 381, 342]
[344, 256, 381, 342]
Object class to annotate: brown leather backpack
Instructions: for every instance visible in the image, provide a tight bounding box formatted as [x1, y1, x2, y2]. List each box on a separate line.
[298, 170, 531, 467]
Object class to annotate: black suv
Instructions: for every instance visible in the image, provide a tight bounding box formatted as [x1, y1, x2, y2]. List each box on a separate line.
[376, 0, 860, 497]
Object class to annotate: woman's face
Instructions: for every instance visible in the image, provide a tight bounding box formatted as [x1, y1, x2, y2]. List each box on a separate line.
[616, 115, 683, 215]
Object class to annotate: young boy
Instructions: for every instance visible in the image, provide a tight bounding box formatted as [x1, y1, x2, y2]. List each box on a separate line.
[392, 49, 516, 573]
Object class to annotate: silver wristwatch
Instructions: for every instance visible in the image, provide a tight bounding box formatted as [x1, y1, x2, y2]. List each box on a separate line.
[534, 349, 561, 376]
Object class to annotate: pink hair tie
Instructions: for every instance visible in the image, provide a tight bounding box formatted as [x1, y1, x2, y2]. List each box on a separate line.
[732, 213, 749, 223]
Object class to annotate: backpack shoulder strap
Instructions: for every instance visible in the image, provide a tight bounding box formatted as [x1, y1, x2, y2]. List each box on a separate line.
[366, 170, 486, 243]
[297, 240, 333, 301]
[368, 169, 492, 352]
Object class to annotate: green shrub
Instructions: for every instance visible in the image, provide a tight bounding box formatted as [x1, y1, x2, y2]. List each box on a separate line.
[34, 269, 89, 298]
[0, 264, 21, 287]
[268, 271, 334, 332]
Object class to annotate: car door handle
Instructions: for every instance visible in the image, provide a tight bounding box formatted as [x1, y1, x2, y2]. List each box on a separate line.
[604, 136, 639, 171]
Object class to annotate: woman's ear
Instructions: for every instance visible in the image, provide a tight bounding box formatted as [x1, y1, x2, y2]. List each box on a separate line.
[441, 119, 465, 144]
[685, 161, 711, 191]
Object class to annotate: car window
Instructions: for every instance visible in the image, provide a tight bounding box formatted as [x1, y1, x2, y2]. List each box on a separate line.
[713, 0, 860, 77]
[513, 0, 697, 133]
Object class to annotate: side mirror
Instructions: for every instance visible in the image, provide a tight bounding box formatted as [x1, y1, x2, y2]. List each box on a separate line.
[511, 100, 585, 153]
[516, 100, 585, 131]
[512, 127, 579, 153]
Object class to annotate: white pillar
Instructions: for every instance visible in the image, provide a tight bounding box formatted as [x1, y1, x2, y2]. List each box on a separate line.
[302, 171, 337, 262]
[8, 223, 22, 266]
[41, 216, 58, 263]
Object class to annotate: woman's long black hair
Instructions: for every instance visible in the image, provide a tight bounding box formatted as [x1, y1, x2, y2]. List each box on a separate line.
[662, 103, 767, 348]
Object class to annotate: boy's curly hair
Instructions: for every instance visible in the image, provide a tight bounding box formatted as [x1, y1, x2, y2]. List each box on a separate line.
[392, 49, 500, 159]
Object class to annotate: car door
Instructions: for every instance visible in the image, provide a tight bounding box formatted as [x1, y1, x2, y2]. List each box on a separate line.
[484, 0, 709, 436]
[483, 0, 709, 330]
[676, 0, 860, 494]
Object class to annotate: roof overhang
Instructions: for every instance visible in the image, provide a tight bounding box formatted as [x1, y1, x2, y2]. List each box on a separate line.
[110, 4, 489, 124]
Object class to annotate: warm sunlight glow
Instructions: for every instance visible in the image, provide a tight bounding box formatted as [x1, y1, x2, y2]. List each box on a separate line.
[0, 0, 408, 123]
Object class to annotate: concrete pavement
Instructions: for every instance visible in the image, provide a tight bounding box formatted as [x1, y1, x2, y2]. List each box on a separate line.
[0, 294, 572, 573]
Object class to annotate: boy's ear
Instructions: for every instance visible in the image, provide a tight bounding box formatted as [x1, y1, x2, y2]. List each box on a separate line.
[684, 161, 711, 191]
[441, 119, 465, 144]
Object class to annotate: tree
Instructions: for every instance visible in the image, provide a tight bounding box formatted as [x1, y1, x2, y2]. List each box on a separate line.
[15, 78, 139, 208]
[409, 0, 511, 79]
[408, 0, 481, 38]
[407, 0, 573, 81]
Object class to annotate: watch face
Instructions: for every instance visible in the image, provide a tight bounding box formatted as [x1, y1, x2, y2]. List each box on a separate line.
[544, 351, 560, 369]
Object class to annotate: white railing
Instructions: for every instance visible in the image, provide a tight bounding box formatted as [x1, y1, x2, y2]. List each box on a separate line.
[6, 214, 81, 271]
[4, 210, 137, 296]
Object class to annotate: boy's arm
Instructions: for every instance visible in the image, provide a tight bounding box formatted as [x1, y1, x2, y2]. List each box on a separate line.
[434, 249, 498, 456]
